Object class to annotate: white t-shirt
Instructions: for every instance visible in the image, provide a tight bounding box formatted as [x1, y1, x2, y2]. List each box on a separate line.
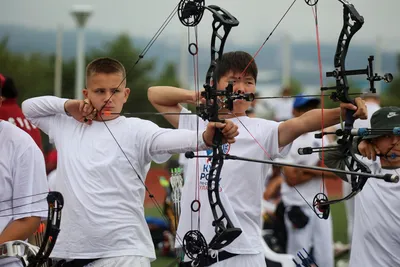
[0, 121, 48, 267]
[176, 107, 291, 255]
[266, 99, 294, 121]
[22, 96, 208, 261]
[348, 162, 400, 266]
[280, 132, 327, 206]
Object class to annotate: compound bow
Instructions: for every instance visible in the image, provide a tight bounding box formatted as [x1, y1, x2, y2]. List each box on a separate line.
[0, 191, 64, 267]
[296, 0, 394, 219]
[177, 1, 253, 265]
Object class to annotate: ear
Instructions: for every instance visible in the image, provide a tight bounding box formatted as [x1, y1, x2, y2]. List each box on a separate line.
[83, 89, 89, 99]
[123, 88, 131, 103]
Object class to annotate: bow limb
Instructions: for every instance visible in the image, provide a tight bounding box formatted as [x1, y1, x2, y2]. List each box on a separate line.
[0, 191, 64, 267]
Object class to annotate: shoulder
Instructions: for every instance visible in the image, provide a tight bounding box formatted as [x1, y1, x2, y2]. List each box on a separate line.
[1, 120, 33, 142]
[124, 117, 164, 134]
[0, 121, 39, 156]
[242, 117, 280, 129]
[125, 117, 158, 127]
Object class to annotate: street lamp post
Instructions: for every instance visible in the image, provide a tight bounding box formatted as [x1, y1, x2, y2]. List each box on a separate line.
[71, 5, 92, 100]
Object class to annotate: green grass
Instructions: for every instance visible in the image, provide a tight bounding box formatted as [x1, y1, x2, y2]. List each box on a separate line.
[146, 202, 349, 266]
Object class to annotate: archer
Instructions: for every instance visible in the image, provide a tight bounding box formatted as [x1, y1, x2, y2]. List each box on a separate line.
[147, 50, 368, 267]
[0, 78, 49, 267]
[324, 106, 400, 267]
[21, 57, 239, 267]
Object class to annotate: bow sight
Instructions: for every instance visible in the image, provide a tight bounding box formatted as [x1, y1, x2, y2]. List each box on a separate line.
[321, 55, 393, 103]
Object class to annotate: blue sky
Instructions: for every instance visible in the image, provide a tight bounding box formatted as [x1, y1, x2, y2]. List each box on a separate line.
[1, 0, 399, 51]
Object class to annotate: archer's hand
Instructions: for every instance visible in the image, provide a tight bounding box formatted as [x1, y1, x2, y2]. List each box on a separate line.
[358, 140, 379, 161]
[189, 90, 206, 105]
[202, 120, 239, 146]
[339, 97, 368, 120]
[64, 99, 98, 125]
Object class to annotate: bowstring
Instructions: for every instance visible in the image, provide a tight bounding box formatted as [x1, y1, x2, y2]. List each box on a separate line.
[230, 0, 329, 217]
[239, 0, 299, 78]
[94, 1, 187, 250]
[187, 23, 202, 234]
[311, 3, 327, 199]
[232, 115, 316, 213]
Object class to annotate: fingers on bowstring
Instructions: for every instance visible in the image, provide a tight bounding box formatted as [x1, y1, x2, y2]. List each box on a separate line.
[83, 101, 95, 116]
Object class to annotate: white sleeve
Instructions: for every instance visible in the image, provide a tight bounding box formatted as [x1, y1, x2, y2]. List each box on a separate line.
[22, 96, 69, 136]
[141, 121, 208, 164]
[264, 121, 292, 159]
[179, 107, 200, 131]
[13, 142, 49, 220]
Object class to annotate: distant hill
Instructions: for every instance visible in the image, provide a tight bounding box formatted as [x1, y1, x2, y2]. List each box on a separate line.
[0, 24, 397, 94]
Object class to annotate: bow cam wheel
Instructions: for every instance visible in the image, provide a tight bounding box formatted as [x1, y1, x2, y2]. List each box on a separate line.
[178, 0, 205, 27]
[182, 230, 208, 261]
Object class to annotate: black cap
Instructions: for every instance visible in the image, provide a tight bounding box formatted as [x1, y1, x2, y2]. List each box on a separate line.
[363, 106, 400, 139]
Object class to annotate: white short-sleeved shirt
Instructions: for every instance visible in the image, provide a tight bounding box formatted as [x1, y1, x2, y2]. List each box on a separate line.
[349, 162, 400, 267]
[176, 107, 291, 255]
[280, 132, 328, 206]
[0, 121, 48, 267]
[22, 96, 207, 261]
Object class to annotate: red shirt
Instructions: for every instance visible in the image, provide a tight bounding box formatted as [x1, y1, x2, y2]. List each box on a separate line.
[0, 98, 43, 151]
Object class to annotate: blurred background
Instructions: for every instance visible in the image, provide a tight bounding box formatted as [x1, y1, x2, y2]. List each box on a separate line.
[1, 0, 399, 266]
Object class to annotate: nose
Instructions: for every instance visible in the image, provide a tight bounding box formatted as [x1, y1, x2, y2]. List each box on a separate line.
[233, 80, 245, 93]
[103, 91, 113, 104]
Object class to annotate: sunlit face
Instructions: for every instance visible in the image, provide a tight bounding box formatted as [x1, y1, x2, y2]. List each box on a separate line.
[83, 72, 130, 121]
[372, 135, 400, 166]
[217, 71, 256, 117]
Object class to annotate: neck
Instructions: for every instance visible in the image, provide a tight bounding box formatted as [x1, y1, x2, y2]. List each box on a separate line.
[96, 114, 120, 121]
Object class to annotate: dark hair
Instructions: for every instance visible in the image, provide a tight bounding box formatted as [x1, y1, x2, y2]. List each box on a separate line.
[0, 74, 18, 98]
[214, 51, 258, 84]
[86, 57, 126, 86]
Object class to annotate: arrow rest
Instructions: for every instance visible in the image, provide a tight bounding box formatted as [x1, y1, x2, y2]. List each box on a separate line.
[312, 193, 330, 220]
